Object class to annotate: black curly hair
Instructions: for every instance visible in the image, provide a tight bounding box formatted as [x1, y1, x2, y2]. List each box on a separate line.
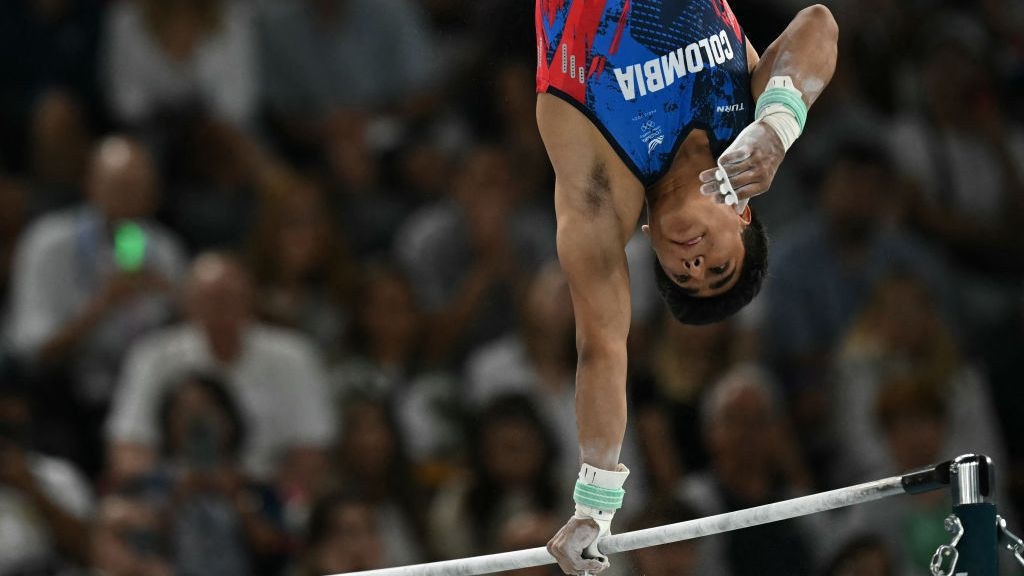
[654, 210, 768, 325]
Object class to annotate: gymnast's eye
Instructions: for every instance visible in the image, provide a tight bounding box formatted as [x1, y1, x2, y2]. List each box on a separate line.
[711, 265, 728, 274]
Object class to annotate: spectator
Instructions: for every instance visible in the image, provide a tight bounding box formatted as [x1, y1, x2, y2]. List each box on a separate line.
[821, 534, 895, 576]
[838, 377, 952, 576]
[106, 252, 335, 493]
[331, 263, 462, 467]
[0, 0, 102, 172]
[490, 62, 548, 195]
[162, 119, 261, 254]
[249, 173, 356, 360]
[430, 394, 562, 559]
[89, 493, 173, 576]
[334, 264, 424, 398]
[141, 372, 287, 576]
[465, 262, 574, 410]
[462, 263, 585, 481]
[0, 355, 94, 575]
[678, 364, 818, 576]
[890, 15, 1024, 337]
[631, 313, 748, 492]
[465, 262, 647, 491]
[759, 139, 950, 470]
[626, 498, 703, 576]
[257, 0, 444, 206]
[256, 0, 439, 130]
[891, 15, 1024, 259]
[335, 131, 461, 257]
[297, 491, 387, 575]
[5, 136, 186, 474]
[395, 145, 555, 367]
[396, 136, 455, 205]
[832, 273, 1007, 488]
[763, 139, 950, 385]
[102, 0, 257, 129]
[333, 394, 427, 567]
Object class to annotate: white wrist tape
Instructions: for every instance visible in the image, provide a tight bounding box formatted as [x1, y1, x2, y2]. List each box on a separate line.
[578, 463, 630, 489]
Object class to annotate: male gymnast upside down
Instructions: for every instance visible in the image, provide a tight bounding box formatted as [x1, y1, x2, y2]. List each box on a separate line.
[535, 1, 838, 573]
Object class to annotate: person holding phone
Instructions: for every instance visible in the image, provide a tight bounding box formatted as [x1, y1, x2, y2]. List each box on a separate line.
[5, 136, 188, 475]
[148, 373, 288, 576]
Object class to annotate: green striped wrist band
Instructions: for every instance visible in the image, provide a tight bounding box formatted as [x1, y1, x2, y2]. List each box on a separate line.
[574, 480, 625, 511]
[755, 87, 808, 131]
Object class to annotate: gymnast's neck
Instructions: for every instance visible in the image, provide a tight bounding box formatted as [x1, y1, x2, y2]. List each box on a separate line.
[646, 129, 718, 206]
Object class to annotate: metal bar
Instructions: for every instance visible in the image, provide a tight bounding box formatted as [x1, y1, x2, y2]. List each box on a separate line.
[333, 474, 913, 576]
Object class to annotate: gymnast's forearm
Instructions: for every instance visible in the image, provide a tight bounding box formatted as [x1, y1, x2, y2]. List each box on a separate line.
[752, 4, 838, 107]
[704, 5, 837, 203]
[575, 341, 628, 470]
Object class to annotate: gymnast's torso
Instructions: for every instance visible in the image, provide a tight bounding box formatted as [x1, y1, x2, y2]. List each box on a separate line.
[535, 0, 754, 187]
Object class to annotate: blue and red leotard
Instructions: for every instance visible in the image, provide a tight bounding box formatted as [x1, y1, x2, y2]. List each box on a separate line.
[536, 0, 754, 186]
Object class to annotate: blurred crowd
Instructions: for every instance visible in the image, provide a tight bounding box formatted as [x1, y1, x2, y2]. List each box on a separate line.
[0, 0, 1022, 575]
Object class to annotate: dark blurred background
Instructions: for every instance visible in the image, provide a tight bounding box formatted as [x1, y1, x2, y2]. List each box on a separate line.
[0, 0, 1022, 575]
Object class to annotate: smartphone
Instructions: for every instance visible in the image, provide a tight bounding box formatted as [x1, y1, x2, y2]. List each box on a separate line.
[114, 221, 147, 273]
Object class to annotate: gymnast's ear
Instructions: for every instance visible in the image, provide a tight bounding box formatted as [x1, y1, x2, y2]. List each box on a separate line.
[738, 205, 752, 226]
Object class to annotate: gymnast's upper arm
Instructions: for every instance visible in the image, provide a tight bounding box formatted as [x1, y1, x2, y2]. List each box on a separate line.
[556, 211, 632, 358]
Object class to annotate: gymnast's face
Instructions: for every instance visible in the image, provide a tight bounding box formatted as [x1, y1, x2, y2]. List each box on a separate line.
[643, 191, 751, 297]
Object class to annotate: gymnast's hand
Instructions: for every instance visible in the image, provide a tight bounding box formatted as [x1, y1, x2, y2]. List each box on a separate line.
[698, 120, 786, 208]
[547, 515, 610, 575]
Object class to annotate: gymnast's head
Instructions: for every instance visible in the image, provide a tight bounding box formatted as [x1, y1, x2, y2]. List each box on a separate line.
[642, 174, 768, 325]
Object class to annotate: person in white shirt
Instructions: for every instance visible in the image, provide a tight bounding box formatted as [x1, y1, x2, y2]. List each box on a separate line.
[6, 137, 186, 395]
[103, 0, 258, 128]
[106, 252, 335, 491]
[677, 365, 820, 576]
[5, 136, 186, 475]
[0, 362, 93, 575]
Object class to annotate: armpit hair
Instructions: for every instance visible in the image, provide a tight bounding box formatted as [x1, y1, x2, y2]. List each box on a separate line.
[584, 162, 612, 216]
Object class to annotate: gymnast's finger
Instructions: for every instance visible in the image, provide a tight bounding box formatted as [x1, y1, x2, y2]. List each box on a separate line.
[732, 181, 769, 201]
[548, 542, 605, 574]
[723, 156, 757, 179]
[719, 145, 753, 167]
[699, 167, 719, 184]
[700, 179, 720, 196]
[721, 170, 762, 194]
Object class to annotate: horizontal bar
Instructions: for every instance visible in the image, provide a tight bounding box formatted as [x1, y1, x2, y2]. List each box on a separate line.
[333, 474, 915, 576]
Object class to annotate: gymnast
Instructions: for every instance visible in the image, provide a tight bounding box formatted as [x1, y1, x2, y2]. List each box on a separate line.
[535, 1, 838, 573]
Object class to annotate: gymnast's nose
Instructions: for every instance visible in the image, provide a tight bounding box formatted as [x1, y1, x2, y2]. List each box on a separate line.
[683, 255, 704, 279]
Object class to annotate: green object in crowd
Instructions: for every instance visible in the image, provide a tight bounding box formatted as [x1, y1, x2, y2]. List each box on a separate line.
[114, 222, 147, 272]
